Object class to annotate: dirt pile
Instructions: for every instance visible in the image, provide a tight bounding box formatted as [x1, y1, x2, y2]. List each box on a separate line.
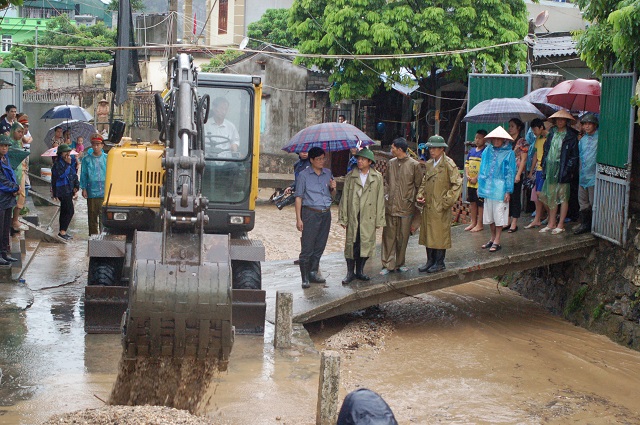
[41, 405, 214, 424]
[108, 356, 223, 413]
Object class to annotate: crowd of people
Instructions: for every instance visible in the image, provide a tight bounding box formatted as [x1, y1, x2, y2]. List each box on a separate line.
[0, 103, 107, 262]
[291, 109, 598, 289]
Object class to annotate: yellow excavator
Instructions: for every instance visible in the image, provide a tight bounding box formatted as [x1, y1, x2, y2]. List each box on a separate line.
[84, 54, 265, 364]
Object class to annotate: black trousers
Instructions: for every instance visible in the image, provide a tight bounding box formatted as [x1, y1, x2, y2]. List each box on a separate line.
[509, 179, 523, 218]
[299, 207, 331, 267]
[59, 195, 74, 232]
[0, 206, 12, 252]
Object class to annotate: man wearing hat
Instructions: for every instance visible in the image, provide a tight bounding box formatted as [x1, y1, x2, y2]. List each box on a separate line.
[574, 113, 598, 234]
[80, 133, 107, 235]
[0, 134, 20, 265]
[477, 126, 516, 252]
[539, 110, 579, 234]
[97, 98, 110, 133]
[416, 135, 462, 273]
[338, 147, 385, 284]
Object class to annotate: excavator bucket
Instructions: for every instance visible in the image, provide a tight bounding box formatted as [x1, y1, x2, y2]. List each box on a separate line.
[122, 231, 234, 363]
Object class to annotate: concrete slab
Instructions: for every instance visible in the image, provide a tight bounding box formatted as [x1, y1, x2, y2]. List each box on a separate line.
[262, 225, 597, 324]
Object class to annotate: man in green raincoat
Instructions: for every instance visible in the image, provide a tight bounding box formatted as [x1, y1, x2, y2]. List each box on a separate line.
[416, 135, 462, 273]
[338, 148, 385, 284]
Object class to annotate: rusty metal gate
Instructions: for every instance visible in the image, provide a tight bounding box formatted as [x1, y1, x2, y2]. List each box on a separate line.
[592, 73, 637, 246]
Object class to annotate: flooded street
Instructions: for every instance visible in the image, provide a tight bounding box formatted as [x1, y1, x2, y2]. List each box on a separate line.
[1, 198, 640, 423]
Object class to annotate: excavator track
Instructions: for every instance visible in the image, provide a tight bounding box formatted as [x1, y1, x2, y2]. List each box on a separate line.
[123, 231, 234, 365]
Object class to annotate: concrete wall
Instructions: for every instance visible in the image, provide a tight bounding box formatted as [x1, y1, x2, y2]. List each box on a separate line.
[226, 53, 309, 172]
[244, 0, 294, 30]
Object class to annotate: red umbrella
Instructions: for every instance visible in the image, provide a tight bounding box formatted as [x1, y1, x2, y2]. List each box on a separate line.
[546, 79, 601, 113]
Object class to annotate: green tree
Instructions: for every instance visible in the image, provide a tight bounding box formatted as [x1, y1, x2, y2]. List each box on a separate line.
[106, 0, 145, 12]
[0, 0, 24, 9]
[246, 8, 299, 49]
[201, 50, 243, 73]
[0, 16, 116, 89]
[289, 0, 529, 103]
[575, 0, 640, 75]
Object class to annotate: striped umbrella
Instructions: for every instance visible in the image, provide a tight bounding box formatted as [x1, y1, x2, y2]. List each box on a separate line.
[282, 122, 374, 153]
[463, 98, 546, 123]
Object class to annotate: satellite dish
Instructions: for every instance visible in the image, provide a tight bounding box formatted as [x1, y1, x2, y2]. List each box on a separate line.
[239, 37, 249, 50]
[535, 10, 549, 31]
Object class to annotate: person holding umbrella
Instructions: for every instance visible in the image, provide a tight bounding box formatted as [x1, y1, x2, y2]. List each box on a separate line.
[0, 135, 20, 265]
[416, 135, 462, 273]
[51, 144, 79, 240]
[539, 110, 579, 234]
[294, 147, 337, 288]
[338, 148, 385, 284]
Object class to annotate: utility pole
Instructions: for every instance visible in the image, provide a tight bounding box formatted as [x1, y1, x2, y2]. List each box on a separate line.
[35, 26, 38, 69]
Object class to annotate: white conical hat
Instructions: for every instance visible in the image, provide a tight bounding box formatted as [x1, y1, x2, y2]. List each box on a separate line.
[485, 126, 514, 141]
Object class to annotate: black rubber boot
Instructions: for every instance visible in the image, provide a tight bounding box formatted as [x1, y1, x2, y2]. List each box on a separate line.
[342, 259, 356, 285]
[299, 260, 310, 288]
[1, 252, 18, 262]
[574, 210, 592, 235]
[0, 256, 9, 266]
[308, 258, 326, 284]
[419, 248, 435, 272]
[354, 257, 370, 281]
[427, 249, 446, 273]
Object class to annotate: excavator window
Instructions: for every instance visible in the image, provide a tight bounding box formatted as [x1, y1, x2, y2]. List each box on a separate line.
[199, 86, 253, 204]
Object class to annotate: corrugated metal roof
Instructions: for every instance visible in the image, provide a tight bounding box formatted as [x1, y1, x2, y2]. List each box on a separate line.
[533, 35, 577, 59]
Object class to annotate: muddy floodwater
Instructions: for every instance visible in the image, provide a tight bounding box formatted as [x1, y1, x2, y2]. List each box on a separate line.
[1, 198, 640, 423]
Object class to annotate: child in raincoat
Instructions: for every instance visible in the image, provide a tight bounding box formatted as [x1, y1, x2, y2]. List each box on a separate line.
[477, 126, 516, 253]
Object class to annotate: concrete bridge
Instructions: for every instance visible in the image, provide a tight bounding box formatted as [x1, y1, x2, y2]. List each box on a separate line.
[262, 225, 597, 324]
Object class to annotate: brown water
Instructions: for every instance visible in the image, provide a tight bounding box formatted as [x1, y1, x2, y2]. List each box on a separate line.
[6, 279, 640, 424]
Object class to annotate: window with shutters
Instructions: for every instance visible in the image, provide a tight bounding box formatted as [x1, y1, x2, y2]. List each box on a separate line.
[218, 0, 228, 35]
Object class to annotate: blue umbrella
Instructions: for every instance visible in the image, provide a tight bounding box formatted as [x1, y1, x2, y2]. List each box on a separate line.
[41, 104, 93, 121]
[282, 122, 374, 153]
[463, 98, 545, 124]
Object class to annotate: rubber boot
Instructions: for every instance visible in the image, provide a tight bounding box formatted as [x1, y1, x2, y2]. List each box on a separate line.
[574, 209, 592, 235]
[419, 248, 435, 272]
[1, 252, 18, 262]
[427, 249, 446, 273]
[342, 259, 356, 285]
[299, 260, 310, 288]
[0, 256, 9, 266]
[308, 258, 326, 284]
[354, 257, 370, 281]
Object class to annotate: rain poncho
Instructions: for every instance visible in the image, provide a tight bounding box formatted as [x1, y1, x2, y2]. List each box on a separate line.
[337, 388, 398, 425]
[578, 130, 598, 188]
[477, 143, 516, 201]
[79, 151, 107, 198]
[525, 127, 536, 171]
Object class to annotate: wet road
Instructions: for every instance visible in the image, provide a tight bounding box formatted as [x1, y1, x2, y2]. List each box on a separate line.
[2, 201, 640, 424]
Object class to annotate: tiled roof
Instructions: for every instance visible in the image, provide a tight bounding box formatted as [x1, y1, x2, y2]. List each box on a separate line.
[533, 35, 577, 59]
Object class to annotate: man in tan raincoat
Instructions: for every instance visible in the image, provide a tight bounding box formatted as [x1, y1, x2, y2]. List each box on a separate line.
[338, 148, 385, 284]
[380, 137, 424, 275]
[416, 135, 462, 273]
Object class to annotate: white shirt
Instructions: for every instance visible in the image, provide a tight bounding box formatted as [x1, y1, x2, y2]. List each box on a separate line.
[359, 171, 368, 187]
[206, 119, 240, 159]
[433, 156, 442, 168]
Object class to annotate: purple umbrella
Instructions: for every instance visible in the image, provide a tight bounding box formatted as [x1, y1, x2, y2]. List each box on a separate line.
[282, 122, 374, 153]
[521, 87, 562, 117]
